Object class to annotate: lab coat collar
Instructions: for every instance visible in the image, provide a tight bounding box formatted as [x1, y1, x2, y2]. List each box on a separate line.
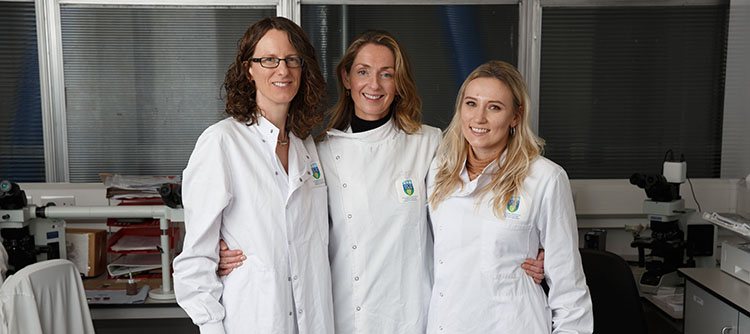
[325, 116, 397, 143]
[256, 115, 285, 150]
[255, 116, 312, 190]
[455, 149, 507, 197]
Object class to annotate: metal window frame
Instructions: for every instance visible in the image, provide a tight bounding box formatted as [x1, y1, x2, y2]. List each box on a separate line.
[18, 0, 734, 181]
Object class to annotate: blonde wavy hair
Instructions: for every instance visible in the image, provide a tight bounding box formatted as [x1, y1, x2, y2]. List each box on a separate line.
[429, 60, 545, 217]
[318, 30, 422, 138]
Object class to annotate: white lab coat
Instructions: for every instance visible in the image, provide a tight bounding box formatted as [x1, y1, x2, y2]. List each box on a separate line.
[0, 243, 7, 284]
[173, 117, 334, 334]
[317, 119, 442, 334]
[0, 259, 95, 334]
[426, 153, 593, 333]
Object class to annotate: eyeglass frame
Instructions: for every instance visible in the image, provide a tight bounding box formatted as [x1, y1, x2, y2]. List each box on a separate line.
[250, 57, 305, 69]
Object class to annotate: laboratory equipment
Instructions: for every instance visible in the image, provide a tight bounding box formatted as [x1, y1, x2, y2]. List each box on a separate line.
[629, 154, 715, 294]
[0, 180, 183, 300]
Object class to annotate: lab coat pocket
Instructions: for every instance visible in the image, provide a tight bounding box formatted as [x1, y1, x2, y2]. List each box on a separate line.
[479, 218, 532, 297]
[392, 172, 423, 229]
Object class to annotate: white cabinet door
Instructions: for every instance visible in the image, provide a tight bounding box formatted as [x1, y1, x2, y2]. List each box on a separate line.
[739, 312, 750, 334]
[685, 281, 739, 334]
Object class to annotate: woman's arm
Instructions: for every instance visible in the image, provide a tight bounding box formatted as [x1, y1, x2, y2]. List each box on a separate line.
[217, 243, 546, 282]
[539, 169, 593, 334]
[173, 131, 233, 334]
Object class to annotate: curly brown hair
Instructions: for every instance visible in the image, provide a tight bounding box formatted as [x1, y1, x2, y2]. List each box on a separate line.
[318, 29, 422, 140]
[222, 17, 326, 139]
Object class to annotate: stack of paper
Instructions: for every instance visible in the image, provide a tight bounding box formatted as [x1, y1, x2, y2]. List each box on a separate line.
[109, 235, 160, 252]
[107, 254, 162, 277]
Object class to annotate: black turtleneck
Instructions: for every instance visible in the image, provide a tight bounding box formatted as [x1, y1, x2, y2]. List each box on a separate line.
[350, 111, 392, 133]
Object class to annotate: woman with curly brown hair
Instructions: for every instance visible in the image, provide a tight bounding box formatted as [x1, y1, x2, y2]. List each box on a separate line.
[173, 17, 334, 334]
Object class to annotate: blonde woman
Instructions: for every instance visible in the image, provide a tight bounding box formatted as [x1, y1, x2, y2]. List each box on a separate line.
[218, 33, 546, 333]
[427, 61, 592, 333]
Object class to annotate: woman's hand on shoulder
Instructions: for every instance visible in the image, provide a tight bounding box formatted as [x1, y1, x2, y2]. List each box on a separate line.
[217, 239, 245, 276]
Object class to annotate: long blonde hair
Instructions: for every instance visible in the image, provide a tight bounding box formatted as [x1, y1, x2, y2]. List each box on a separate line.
[429, 61, 545, 217]
[318, 30, 422, 139]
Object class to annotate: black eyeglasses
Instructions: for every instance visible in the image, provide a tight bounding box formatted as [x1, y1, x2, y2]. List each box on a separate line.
[250, 57, 304, 69]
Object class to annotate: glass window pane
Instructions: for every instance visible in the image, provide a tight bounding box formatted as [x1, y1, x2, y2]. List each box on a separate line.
[302, 5, 519, 130]
[539, 6, 728, 179]
[0, 1, 44, 182]
[60, 5, 275, 182]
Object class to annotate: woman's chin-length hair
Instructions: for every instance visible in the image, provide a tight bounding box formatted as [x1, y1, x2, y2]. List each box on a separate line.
[319, 29, 422, 140]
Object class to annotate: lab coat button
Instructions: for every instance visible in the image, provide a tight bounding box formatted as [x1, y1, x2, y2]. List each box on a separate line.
[293, 275, 298, 280]
[356, 306, 361, 311]
[289, 312, 293, 316]
[347, 214, 352, 219]
[262, 139, 266, 143]
[275, 171, 279, 175]
[298, 309, 303, 314]
[439, 326, 444, 330]
[352, 245, 357, 250]
[342, 183, 347, 188]
[439, 260, 444, 265]
[354, 276, 359, 281]
[336, 155, 340, 160]
[439, 292, 444, 297]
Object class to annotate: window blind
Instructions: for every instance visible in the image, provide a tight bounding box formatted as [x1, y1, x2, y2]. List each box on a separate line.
[539, 6, 728, 179]
[0, 1, 44, 182]
[60, 5, 275, 182]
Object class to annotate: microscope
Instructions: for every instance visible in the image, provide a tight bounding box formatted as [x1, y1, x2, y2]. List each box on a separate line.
[0, 180, 67, 274]
[629, 154, 715, 294]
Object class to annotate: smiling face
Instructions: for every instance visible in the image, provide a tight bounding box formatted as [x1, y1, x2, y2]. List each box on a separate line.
[248, 29, 302, 111]
[460, 77, 520, 160]
[342, 43, 397, 121]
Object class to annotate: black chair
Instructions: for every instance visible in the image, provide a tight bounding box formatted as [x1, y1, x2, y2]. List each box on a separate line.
[579, 248, 648, 334]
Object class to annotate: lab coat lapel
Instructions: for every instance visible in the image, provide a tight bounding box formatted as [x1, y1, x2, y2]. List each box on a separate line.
[286, 134, 312, 201]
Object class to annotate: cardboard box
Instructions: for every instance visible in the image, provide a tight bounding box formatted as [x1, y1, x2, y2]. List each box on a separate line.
[66, 228, 107, 277]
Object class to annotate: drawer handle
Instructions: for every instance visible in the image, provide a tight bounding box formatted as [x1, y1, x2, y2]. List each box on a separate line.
[722, 326, 733, 334]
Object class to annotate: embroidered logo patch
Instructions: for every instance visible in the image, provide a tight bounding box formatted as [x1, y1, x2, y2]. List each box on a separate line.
[310, 162, 321, 179]
[506, 195, 521, 212]
[402, 180, 414, 196]
[395, 177, 418, 203]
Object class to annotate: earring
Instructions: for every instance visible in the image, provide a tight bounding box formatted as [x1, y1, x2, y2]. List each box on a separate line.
[345, 89, 351, 96]
[510, 126, 516, 136]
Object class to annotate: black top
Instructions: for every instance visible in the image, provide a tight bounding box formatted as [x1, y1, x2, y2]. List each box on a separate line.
[350, 111, 392, 133]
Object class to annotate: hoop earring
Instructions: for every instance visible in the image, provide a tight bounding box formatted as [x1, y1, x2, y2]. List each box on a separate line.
[510, 126, 516, 137]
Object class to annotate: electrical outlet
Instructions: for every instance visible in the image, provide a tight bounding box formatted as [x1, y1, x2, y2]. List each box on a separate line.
[40, 195, 76, 207]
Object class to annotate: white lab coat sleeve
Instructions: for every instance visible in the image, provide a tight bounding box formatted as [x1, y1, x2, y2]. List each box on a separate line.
[173, 129, 233, 334]
[0, 242, 8, 284]
[538, 169, 593, 334]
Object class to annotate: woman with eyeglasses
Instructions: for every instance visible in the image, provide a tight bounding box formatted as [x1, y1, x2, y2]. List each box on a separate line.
[426, 61, 592, 333]
[216, 30, 546, 333]
[173, 17, 334, 334]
